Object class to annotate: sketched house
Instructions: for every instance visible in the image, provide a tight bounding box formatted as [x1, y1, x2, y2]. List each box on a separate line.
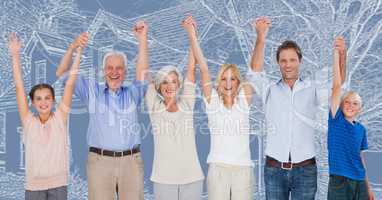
[0, 49, 31, 172]
[51, 9, 91, 39]
[23, 31, 71, 84]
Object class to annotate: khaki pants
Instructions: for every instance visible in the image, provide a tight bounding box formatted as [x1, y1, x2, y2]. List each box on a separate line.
[207, 163, 254, 200]
[86, 152, 144, 200]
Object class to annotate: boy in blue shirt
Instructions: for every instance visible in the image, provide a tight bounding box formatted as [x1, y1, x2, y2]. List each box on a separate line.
[327, 37, 374, 200]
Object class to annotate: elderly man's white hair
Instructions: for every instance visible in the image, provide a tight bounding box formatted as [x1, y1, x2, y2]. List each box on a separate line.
[102, 50, 128, 69]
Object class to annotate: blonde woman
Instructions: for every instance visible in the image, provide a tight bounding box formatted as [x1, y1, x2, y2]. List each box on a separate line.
[145, 46, 204, 199]
[182, 16, 261, 200]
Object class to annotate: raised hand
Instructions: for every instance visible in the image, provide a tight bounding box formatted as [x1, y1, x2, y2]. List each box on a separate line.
[252, 16, 271, 41]
[182, 15, 197, 36]
[334, 36, 347, 84]
[134, 20, 149, 81]
[8, 32, 22, 55]
[182, 15, 211, 101]
[368, 188, 375, 200]
[75, 46, 83, 54]
[250, 16, 271, 73]
[56, 33, 88, 77]
[58, 42, 83, 120]
[70, 32, 88, 50]
[133, 20, 149, 42]
[9, 32, 29, 121]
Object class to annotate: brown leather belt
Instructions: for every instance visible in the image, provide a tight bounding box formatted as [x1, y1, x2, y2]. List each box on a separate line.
[89, 146, 140, 157]
[266, 156, 316, 170]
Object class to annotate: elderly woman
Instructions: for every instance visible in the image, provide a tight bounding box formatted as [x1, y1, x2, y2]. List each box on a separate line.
[145, 47, 204, 199]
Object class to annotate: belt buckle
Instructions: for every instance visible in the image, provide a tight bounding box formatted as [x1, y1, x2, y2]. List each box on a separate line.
[113, 151, 123, 157]
[281, 162, 293, 170]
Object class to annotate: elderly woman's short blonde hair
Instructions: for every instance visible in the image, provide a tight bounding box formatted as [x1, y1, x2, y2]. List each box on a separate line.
[155, 65, 183, 96]
[215, 64, 243, 96]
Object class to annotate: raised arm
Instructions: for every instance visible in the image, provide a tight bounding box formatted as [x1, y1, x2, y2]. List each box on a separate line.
[56, 32, 88, 78]
[133, 21, 149, 81]
[186, 47, 196, 83]
[330, 37, 345, 117]
[338, 41, 347, 85]
[250, 16, 271, 72]
[182, 16, 213, 102]
[179, 48, 198, 109]
[57, 47, 83, 122]
[9, 33, 29, 122]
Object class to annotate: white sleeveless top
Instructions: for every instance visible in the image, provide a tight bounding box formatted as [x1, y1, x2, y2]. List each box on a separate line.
[205, 88, 253, 166]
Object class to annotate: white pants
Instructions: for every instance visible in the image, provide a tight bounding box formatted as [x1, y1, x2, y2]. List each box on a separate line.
[207, 163, 254, 200]
[153, 180, 204, 200]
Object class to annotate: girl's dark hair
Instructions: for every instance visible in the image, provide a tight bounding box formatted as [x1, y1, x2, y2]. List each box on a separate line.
[276, 40, 303, 62]
[29, 83, 55, 101]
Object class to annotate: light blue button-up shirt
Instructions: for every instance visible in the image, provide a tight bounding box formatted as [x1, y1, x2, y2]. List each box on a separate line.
[247, 70, 327, 163]
[63, 74, 148, 151]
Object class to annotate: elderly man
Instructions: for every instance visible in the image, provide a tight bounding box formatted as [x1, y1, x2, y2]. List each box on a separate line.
[248, 17, 347, 200]
[56, 21, 149, 200]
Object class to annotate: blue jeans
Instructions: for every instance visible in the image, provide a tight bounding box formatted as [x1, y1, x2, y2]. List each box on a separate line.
[327, 175, 369, 200]
[264, 163, 317, 200]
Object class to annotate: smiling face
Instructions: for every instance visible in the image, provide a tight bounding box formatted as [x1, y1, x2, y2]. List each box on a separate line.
[31, 88, 55, 115]
[159, 72, 180, 100]
[217, 67, 240, 97]
[104, 55, 126, 91]
[341, 92, 362, 121]
[278, 48, 300, 81]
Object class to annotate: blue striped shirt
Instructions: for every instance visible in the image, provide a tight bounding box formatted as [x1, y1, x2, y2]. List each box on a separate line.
[328, 109, 368, 180]
[62, 74, 148, 151]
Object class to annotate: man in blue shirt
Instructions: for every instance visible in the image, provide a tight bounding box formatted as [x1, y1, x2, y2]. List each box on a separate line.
[56, 21, 149, 200]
